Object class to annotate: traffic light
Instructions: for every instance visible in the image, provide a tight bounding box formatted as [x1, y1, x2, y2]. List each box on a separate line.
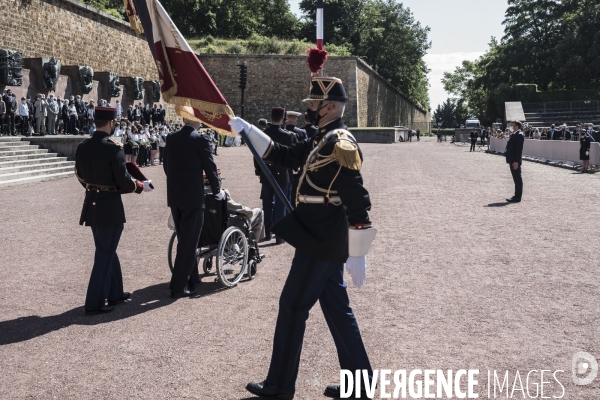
[239, 63, 247, 89]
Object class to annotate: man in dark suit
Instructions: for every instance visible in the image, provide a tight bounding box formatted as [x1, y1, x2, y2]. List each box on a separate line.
[547, 124, 558, 140]
[75, 106, 152, 315]
[470, 129, 478, 151]
[559, 124, 571, 141]
[302, 111, 318, 139]
[259, 107, 294, 244]
[505, 120, 525, 203]
[163, 106, 222, 298]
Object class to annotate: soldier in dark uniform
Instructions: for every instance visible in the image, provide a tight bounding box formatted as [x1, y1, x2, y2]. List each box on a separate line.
[505, 120, 525, 203]
[230, 76, 377, 400]
[258, 107, 294, 244]
[285, 111, 307, 203]
[75, 106, 153, 315]
[470, 129, 478, 151]
[302, 111, 318, 139]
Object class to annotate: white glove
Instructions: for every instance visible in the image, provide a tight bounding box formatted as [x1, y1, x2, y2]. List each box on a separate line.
[215, 189, 226, 201]
[143, 180, 153, 192]
[345, 256, 367, 288]
[228, 117, 251, 137]
[586, 151, 589, 156]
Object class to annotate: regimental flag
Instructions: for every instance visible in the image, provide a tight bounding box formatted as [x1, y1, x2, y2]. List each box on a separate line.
[126, 0, 235, 136]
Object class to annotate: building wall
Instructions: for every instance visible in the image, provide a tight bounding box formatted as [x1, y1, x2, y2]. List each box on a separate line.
[199, 54, 359, 127]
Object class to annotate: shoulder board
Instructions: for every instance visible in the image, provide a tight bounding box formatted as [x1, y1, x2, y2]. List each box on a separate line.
[108, 137, 124, 147]
[331, 129, 362, 170]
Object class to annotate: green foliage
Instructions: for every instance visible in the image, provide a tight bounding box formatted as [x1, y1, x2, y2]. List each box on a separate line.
[226, 42, 246, 54]
[432, 98, 470, 128]
[77, 0, 125, 19]
[444, 0, 600, 125]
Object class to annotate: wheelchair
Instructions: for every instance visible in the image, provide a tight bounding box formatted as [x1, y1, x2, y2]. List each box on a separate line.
[167, 189, 265, 288]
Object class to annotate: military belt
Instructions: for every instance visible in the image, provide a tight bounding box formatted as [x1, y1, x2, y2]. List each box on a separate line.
[297, 194, 342, 205]
[86, 184, 119, 193]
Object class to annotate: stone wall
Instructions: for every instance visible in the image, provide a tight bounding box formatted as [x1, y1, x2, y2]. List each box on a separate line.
[199, 54, 429, 129]
[0, 0, 177, 119]
[356, 59, 430, 130]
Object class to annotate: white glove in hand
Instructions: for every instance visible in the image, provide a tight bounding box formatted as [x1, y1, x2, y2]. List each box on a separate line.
[345, 255, 367, 288]
[215, 189, 226, 201]
[143, 180, 153, 192]
[586, 151, 589, 156]
[228, 117, 251, 137]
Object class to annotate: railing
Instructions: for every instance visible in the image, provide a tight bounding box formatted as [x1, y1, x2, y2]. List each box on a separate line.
[523, 100, 600, 113]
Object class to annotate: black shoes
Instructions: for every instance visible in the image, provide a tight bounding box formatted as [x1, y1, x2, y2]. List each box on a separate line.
[170, 287, 198, 298]
[506, 197, 521, 203]
[108, 292, 131, 306]
[85, 305, 114, 316]
[245, 381, 294, 400]
[275, 237, 285, 245]
[324, 384, 373, 399]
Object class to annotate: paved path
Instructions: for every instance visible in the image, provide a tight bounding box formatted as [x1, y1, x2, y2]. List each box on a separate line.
[0, 138, 598, 399]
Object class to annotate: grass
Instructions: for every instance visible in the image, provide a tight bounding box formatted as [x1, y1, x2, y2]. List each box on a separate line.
[188, 34, 352, 56]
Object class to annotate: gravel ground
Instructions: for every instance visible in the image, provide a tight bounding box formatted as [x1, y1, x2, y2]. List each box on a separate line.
[0, 137, 599, 399]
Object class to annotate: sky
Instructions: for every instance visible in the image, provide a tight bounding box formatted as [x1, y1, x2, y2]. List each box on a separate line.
[288, 0, 509, 110]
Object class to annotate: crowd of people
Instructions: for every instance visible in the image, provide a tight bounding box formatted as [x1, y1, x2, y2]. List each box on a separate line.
[0, 88, 172, 137]
[491, 122, 598, 141]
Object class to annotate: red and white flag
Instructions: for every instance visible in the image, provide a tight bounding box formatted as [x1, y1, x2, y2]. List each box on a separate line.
[126, 0, 235, 136]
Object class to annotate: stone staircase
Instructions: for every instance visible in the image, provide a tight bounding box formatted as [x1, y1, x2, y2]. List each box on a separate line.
[0, 137, 75, 188]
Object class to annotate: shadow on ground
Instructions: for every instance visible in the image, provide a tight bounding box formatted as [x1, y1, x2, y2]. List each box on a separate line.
[0, 281, 224, 345]
[485, 202, 512, 207]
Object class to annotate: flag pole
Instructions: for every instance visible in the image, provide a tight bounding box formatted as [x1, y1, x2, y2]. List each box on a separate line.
[239, 128, 294, 214]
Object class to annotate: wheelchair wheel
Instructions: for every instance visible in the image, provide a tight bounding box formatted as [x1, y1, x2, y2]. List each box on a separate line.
[216, 226, 248, 287]
[247, 260, 257, 280]
[203, 256, 213, 274]
[168, 231, 201, 274]
[167, 231, 177, 273]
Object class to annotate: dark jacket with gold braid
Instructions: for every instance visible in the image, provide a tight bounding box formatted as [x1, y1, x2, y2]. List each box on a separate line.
[75, 131, 143, 227]
[265, 118, 371, 262]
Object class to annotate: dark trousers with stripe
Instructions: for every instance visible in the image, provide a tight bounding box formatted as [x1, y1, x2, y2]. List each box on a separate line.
[265, 250, 372, 393]
[170, 207, 203, 293]
[85, 224, 124, 310]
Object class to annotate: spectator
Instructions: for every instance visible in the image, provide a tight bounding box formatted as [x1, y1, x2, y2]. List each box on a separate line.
[158, 126, 167, 165]
[580, 127, 592, 173]
[61, 98, 70, 134]
[159, 104, 166, 124]
[115, 100, 122, 121]
[3, 90, 17, 136]
[143, 103, 151, 125]
[74, 95, 85, 131]
[416, 127, 421, 142]
[547, 124, 558, 140]
[68, 101, 78, 135]
[19, 97, 30, 136]
[0, 93, 5, 136]
[436, 127, 442, 142]
[559, 124, 571, 141]
[541, 128, 547, 139]
[151, 103, 160, 126]
[34, 94, 48, 135]
[532, 128, 541, 139]
[46, 94, 59, 135]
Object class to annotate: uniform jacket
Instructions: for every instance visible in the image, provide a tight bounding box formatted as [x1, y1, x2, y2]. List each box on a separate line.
[265, 117, 371, 262]
[286, 124, 308, 141]
[75, 131, 142, 226]
[303, 124, 318, 139]
[255, 123, 294, 186]
[163, 125, 220, 209]
[505, 130, 525, 165]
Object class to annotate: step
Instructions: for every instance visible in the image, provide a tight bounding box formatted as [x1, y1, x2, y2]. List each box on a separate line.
[0, 141, 30, 147]
[0, 156, 68, 169]
[0, 144, 36, 152]
[0, 148, 48, 157]
[0, 152, 61, 163]
[0, 171, 74, 188]
[0, 165, 75, 182]
[0, 136, 23, 142]
[0, 161, 75, 177]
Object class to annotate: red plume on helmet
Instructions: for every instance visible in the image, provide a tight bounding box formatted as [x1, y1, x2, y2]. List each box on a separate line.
[306, 47, 328, 74]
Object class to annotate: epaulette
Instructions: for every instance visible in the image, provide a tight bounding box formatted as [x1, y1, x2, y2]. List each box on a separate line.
[331, 129, 362, 170]
[108, 137, 124, 147]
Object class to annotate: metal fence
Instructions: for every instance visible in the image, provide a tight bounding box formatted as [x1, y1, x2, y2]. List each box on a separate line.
[523, 100, 600, 113]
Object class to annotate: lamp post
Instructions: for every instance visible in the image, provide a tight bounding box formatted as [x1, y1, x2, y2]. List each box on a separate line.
[237, 61, 247, 119]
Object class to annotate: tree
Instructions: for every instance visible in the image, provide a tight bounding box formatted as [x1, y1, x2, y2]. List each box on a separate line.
[432, 98, 469, 128]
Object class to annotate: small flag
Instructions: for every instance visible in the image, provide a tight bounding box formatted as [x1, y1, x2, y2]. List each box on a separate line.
[130, 0, 235, 136]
